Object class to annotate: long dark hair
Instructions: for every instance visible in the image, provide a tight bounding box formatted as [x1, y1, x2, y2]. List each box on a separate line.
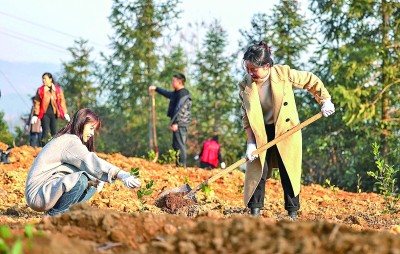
[242, 41, 274, 67]
[42, 72, 55, 83]
[54, 108, 101, 151]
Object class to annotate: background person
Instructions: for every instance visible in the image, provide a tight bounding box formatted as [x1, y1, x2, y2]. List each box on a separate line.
[31, 72, 70, 146]
[149, 73, 192, 168]
[25, 108, 141, 216]
[26, 96, 42, 147]
[198, 135, 225, 169]
[239, 41, 335, 219]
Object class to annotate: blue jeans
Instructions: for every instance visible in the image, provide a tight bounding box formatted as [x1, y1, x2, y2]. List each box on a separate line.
[46, 174, 96, 216]
[30, 132, 42, 147]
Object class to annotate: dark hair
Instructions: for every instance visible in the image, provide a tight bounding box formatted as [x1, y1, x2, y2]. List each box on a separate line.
[42, 72, 53, 80]
[212, 135, 219, 142]
[54, 108, 101, 152]
[173, 73, 186, 84]
[242, 41, 274, 67]
[42, 72, 57, 84]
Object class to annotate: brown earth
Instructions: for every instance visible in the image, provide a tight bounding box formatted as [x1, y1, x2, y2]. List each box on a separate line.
[1, 143, 400, 253]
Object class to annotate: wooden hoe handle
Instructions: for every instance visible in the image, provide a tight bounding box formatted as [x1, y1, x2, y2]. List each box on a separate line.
[186, 112, 323, 197]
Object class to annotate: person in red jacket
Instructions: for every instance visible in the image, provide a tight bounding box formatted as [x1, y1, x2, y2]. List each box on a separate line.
[199, 135, 225, 169]
[31, 72, 70, 146]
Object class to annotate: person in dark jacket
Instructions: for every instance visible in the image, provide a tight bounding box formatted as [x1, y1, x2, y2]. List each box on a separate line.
[26, 96, 42, 147]
[149, 73, 192, 168]
[199, 135, 225, 169]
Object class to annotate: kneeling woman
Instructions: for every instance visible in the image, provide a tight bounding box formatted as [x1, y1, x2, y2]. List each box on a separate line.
[25, 108, 141, 215]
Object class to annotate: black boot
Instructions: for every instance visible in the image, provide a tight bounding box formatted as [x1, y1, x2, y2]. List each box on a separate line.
[250, 208, 260, 216]
[288, 211, 298, 221]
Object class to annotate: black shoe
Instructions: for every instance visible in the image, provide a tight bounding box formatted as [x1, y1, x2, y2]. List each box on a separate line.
[288, 211, 298, 221]
[250, 208, 260, 216]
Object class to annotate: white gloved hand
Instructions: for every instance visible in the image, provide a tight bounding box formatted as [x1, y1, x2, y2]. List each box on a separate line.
[117, 170, 141, 189]
[194, 155, 199, 160]
[246, 142, 258, 162]
[31, 116, 38, 124]
[64, 114, 71, 122]
[221, 162, 226, 169]
[321, 98, 335, 117]
[96, 181, 105, 193]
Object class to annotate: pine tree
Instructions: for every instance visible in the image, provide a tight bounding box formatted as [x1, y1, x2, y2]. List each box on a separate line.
[97, 0, 181, 156]
[192, 20, 242, 163]
[58, 39, 98, 114]
[309, 0, 399, 157]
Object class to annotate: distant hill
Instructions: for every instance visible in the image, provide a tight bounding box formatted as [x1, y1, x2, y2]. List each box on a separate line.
[0, 60, 61, 133]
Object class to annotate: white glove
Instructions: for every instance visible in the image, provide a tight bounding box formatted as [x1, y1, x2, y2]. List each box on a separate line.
[246, 142, 258, 162]
[96, 181, 105, 193]
[117, 170, 141, 189]
[321, 98, 335, 117]
[64, 114, 71, 122]
[31, 116, 38, 124]
[194, 155, 199, 160]
[221, 162, 226, 169]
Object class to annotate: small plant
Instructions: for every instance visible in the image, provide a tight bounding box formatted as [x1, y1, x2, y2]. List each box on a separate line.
[183, 176, 190, 184]
[137, 180, 154, 208]
[356, 174, 362, 193]
[147, 150, 156, 162]
[130, 167, 154, 211]
[324, 179, 339, 194]
[367, 142, 400, 213]
[130, 167, 140, 178]
[201, 183, 215, 201]
[0, 224, 42, 254]
[272, 168, 280, 180]
[158, 149, 178, 165]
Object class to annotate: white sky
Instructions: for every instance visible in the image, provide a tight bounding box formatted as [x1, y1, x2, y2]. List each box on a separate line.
[0, 0, 298, 64]
[0, 0, 311, 130]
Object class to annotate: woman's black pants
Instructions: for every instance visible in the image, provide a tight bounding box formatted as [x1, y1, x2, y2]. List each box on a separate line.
[247, 124, 300, 212]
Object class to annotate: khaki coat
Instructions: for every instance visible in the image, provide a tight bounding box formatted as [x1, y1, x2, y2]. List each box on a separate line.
[239, 65, 331, 206]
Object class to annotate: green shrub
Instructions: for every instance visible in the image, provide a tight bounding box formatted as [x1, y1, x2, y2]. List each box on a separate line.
[367, 142, 400, 213]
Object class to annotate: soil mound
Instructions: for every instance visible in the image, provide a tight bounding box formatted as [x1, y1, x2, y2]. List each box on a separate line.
[1, 143, 400, 253]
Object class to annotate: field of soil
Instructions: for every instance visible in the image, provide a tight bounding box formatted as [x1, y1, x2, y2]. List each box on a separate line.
[1, 142, 400, 253]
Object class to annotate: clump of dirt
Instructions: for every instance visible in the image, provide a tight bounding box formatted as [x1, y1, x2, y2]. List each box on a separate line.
[155, 192, 198, 216]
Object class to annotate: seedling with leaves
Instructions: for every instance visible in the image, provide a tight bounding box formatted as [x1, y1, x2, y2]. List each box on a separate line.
[324, 179, 339, 194]
[201, 183, 215, 201]
[367, 142, 400, 213]
[0, 224, 43, 254]
[130, 167, 154, 210]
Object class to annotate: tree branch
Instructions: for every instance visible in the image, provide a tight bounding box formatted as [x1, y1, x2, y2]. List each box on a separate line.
[371, 79, 400, 106]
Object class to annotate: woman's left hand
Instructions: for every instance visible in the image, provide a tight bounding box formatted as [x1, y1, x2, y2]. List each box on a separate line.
[321, 99, 335, 117]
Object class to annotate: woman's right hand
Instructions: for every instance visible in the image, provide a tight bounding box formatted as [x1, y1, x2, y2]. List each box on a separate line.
[117, 170, 141, 189]
[246, 142, 258, 162]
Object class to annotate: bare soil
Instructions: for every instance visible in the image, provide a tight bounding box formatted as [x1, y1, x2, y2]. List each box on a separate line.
[1, 143, 400, 253]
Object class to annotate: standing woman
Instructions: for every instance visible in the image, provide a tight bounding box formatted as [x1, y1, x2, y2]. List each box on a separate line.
[239, 41, 335, 220]
[25, 108, 141, 216]
[31, 72, 70, 146]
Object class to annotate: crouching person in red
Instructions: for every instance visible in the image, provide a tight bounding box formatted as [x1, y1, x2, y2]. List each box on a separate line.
[199, 135, 225, 169]
[25, 108, 141, 216]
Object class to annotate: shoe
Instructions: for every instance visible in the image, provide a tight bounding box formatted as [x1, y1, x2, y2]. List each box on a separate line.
[250, 208, 260, 216]
[288, 211, 298, 221]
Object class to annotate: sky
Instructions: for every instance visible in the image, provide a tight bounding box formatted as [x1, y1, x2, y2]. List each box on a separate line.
[0, 0, 309, 132]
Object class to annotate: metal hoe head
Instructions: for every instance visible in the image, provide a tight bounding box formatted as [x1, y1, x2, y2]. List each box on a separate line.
[158, 183, 193, 199]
